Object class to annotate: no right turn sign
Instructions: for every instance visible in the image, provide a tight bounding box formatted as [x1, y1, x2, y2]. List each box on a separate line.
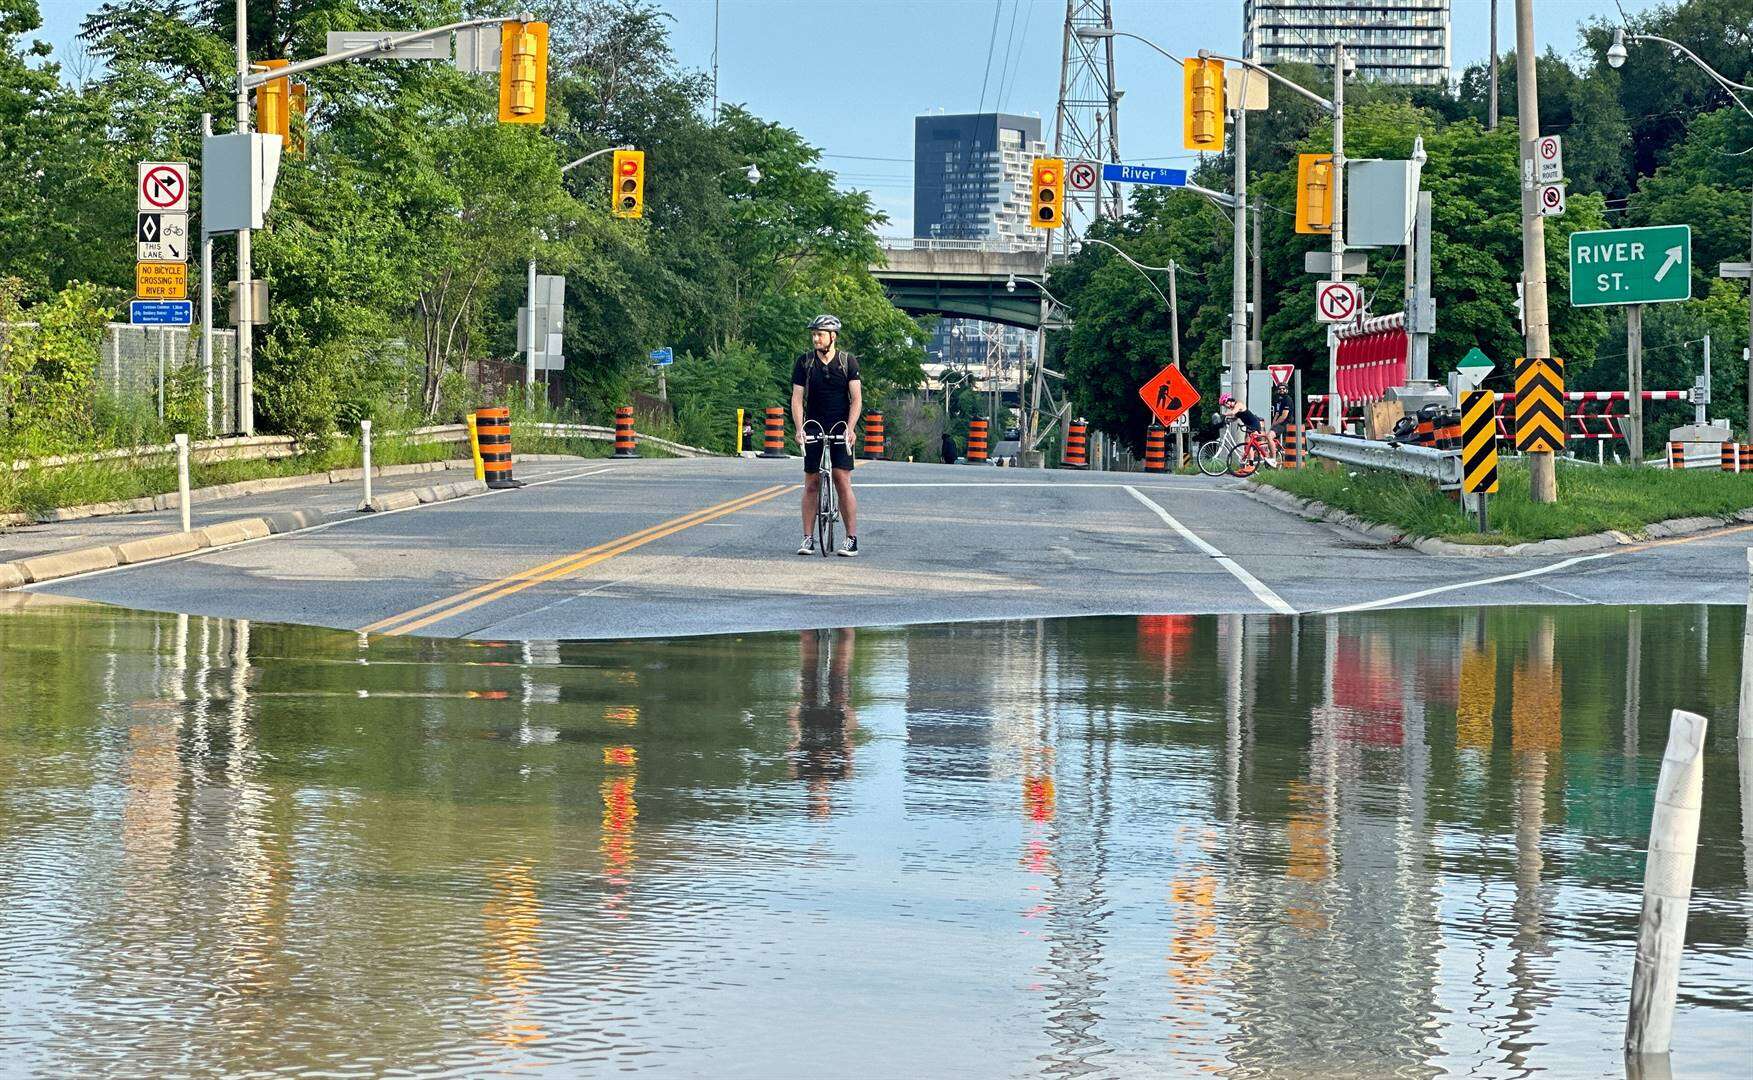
[1315, 280, 1361, 323]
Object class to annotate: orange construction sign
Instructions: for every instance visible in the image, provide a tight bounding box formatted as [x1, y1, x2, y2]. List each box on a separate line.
[1139, 363, 1200, 429]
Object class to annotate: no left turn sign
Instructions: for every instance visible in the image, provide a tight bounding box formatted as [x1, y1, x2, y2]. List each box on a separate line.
[1068, 162, 1096, 191]
[1315, 280, 1361, 323]
[138, 161, 189, 212]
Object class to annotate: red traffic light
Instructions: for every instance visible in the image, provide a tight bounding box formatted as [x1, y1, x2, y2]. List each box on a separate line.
[1040, 170, 1057, 184]
[620, 160, 638, 174]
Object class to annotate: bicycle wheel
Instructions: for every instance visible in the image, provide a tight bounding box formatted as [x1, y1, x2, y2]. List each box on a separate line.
[1195, 440, 1230, 476]
[816, 478, 837, 556]
[1226, 444, 1258, 478]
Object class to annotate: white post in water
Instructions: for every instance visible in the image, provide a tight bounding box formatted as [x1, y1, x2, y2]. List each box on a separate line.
[1742, 549, 1753, 741]
[1625, 708, 1709, 1057]
[175, 433, 192, 533]
[360, 420, 373, 508]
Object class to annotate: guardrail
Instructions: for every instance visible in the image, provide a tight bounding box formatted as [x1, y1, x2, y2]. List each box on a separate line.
[1305, 431, 1463, 489]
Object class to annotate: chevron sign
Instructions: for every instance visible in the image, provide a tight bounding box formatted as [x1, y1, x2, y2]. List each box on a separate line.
[1514, 357, 1566, 453]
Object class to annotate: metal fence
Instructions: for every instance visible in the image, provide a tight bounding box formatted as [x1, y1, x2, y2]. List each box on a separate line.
[98, 323, 238, 433]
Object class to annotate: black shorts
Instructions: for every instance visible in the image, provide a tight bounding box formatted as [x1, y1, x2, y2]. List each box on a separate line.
[804, 438, 855, 474]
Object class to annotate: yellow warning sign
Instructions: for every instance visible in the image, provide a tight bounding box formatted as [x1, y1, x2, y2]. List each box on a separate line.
[1461, 390, 1499, 494]
[135, 261, 187, 300]
[1513, 357, 1565, 453]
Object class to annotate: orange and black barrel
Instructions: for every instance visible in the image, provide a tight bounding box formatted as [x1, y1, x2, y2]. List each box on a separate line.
[967, 418, 989, 464]
[1063, 419, 1088, 469]
[862, 412, 885, 459]
[762, 406, 786, 458]
[1723, 441, 1738, 472]
[1283, 423, 1302, 468]
[476, 405, 520, 489]
[614, 405, 638, 458]
[1670, 441, 1684, 470]
[1144, 425, 1167, 472]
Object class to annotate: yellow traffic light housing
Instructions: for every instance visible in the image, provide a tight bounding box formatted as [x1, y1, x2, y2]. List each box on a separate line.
[1296, 152, 1334, 234]
[256, 58, 290, 140]
[1030, 157, 1064, 229]
[612, 149, 645, 218]
[1182, 58, 1225, 151]
[288, 82, 308, 156]
[498, 20, 549, 124]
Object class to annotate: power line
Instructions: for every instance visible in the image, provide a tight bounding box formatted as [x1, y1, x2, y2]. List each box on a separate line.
[976, 0, 1004, 114]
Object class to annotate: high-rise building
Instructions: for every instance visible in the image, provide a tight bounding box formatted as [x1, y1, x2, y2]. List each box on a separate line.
[914, 112, 1047, 389]
[1244, 0, 1451, 87]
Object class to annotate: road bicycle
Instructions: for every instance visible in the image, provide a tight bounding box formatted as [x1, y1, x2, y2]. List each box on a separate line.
[1225, 429, 1280, 478]
[801, 419, 848, 557]
[1195, 418, 1244, 476]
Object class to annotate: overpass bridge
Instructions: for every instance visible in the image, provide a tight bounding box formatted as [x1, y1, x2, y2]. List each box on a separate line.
[871, 238, 1069, 330]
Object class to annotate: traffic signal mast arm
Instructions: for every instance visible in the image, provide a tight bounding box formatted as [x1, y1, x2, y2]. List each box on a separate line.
[239, 13, 517, 87]
[1194, 50, 1337, 114]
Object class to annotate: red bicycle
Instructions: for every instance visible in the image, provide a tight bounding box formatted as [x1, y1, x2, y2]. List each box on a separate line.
[1225, 430, 1279, 477]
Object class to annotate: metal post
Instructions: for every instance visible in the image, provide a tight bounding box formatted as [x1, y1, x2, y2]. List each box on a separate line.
[1515, 0, 1556, 501]
[1700, 334, 1711, 427]
[175, 433, 191, 533]
[1629, 304, 1645, 466]
[1742, 549, 1753, 741]
[1328, 43, 1347, 403]
[1488, 0, 1500, 130]
[1229, 99, 1249, 405]
[1410, 190, 1433, 384]
[525, 257, 537, 401]
[234, 0, 254, 437]
[361, 419, 373, 507]
[1747, 194, 1753, 435]
[200, 113, 215, 435]
[1625, 709, 1709, 1056]
[157, 330, 166, 420]
[1171, 260, 1183, 468]
[1251, 204, 1263, 344]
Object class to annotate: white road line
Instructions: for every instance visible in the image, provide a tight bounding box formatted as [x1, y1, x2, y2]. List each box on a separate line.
[860, 481, 1241, 490]
[20, 465, 619, 589]
[1321, 551, 1618, 613]
[1124, 485, 1298, 615]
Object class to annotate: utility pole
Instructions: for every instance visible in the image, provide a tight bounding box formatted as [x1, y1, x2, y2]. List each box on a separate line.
[1228, 92, 1249, 404]
[234, 0, 254, 436]
[1488, 0, 1500, 131]
[1251, 204, 1263, 344]
[1328, 43, 1347, 407]
[1515, 0, 1557, 502]
[1170, 260, 1184, 466]
[525, 257, 538, 400]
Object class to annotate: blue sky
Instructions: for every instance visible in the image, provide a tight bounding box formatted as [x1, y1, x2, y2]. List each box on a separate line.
[32, 0, 1661, 233]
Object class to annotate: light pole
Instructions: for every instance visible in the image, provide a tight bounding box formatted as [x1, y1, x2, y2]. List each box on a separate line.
[1075, 27, 1345, 408]
[1607, 26, 1753, 439]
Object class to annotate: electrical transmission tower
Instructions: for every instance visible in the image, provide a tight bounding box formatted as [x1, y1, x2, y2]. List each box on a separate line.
[1053, 0, 1122, 235]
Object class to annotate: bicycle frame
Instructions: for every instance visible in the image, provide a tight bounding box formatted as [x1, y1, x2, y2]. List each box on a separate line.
[802, 420, 848, 556]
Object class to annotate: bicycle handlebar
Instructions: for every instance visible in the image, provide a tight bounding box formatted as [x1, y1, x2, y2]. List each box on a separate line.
[801, 420, 850, 444]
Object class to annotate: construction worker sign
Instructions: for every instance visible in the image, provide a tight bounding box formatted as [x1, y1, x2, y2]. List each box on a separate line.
[1139, 364, 1200, 429]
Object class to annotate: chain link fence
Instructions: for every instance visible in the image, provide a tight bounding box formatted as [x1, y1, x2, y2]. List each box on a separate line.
[98, 323, 238, 433]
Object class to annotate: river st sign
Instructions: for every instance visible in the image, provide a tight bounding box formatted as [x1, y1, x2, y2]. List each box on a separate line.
[1568, 225, 1691, 307]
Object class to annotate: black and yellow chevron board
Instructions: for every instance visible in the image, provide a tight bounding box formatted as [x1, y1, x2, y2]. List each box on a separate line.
[1461, 390, 1499, 494]
[1513, 357, 1565, 453]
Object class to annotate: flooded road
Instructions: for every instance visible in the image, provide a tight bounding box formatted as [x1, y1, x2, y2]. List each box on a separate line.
[0, 598, 1748, 1078]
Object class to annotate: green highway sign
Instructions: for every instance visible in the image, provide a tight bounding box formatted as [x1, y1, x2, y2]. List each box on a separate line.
[1568, 224, 1691, 307]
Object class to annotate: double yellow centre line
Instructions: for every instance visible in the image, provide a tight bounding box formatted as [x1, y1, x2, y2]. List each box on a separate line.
[363, 483, 797, 637]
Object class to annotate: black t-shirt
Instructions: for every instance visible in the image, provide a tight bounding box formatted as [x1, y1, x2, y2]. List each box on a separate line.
[792, 350, 860, 421]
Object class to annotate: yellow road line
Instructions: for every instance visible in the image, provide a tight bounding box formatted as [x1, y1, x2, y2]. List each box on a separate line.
[373, 483, 797, 637]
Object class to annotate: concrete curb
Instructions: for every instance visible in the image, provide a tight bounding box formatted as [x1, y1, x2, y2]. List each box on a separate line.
[1, 477, 492, 589]
[1242, 479, 1753, 557]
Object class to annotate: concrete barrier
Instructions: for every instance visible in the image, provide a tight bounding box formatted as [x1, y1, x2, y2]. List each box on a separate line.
[0, 562, 27, 589]
[197, 518, 273, 548]
[363, 491, 421, 513]
[113, 532, 203, 565]
[260, 510, 326, 534]
[17, 545, 120, 582]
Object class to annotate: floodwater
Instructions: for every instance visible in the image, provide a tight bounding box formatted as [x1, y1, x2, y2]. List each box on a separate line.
[0, 599, 1748, 1079]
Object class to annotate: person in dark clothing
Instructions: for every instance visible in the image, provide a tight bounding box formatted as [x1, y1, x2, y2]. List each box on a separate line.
[941, 431, 958, 464]
[791, 314, 861, 556]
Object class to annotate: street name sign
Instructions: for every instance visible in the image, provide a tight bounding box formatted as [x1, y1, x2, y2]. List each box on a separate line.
[650, 347, 674, 366]
[135, 261, 187, 300]
[129, 300, 193, 326]
[1101, 163, 1187, 188]
[1568, 225, 1691, 307]
[325, 31, 450, 60]
[1139, 363, 1199, 429]
[1315, 280, 1361, 323]
[136, 212, 190, 262]
[1534, 135, 1563, 184]
[138, 161, 188, 212]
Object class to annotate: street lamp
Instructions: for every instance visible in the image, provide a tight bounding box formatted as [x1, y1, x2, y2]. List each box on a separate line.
[1604, 26, 1753, 432]
[1076, 25, 1347, 407]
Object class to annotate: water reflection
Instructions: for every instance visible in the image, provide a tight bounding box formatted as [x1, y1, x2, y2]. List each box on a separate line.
[0, 599, 1748, 1077]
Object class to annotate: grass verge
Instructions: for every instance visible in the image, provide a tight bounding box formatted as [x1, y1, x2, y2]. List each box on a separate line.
[1255, 459, 1753, 545]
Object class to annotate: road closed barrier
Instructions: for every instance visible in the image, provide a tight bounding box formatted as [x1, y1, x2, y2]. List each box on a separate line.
[475, 406, 520, 489]
[967, 419, 989, 464]
[762, 407, 786, 458]
[1063, 418, 1088, 469]
[862, 412, 884, 459]
[614, 405, 638, 458]
[1144, 425, 1166, 473]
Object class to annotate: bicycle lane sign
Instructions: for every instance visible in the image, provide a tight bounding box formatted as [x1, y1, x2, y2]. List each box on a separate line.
[1315, 280, 1361, 323]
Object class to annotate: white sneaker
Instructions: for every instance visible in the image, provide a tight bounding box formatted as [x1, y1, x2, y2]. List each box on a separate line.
[797, 536, 816, 555]
[836, 535, 859, 557]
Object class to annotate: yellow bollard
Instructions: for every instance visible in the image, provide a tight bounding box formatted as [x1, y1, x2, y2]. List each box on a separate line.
[737, 408, 745, 454]
[466, 411, 485, 482]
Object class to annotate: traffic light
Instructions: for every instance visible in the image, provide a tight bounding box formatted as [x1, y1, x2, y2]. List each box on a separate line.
[1182, 58, 1225, 151]
[612, 149, 645, 218]
[288, 82, 308, 156]
[256, 59, 290, 140]
[1030, 157, 1064, 229]
[498, 20, 549, 124]
[1295, 152, 1334, 234]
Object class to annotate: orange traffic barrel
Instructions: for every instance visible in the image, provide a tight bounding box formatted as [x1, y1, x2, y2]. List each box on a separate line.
[1283, 423, 1302, 468]
[967, 418, 989, 463]
[1670, 441, 1684, 470]
[762, 406, 786, 458]
[1723, 441, 1738, 472]
[862, 412, 884, 459]
[475, 405, 520, 489]
[1144, 425, 1167, 472]
[1063, 418, 1088, 469]
[614, 405, 638, 458]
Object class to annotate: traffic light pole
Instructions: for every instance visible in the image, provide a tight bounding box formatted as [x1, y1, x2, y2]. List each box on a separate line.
[1228, 97, 1248, 405]
[1329, 43, 1346, 410]
[235, 0, 254, 436]
[1515, 0, 1557, 502]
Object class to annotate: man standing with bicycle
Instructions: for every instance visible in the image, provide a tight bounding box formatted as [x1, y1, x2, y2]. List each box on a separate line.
[792, 314, 861, 556]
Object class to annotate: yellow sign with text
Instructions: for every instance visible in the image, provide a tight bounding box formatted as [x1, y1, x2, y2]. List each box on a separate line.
[136, 261, 187, 300]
